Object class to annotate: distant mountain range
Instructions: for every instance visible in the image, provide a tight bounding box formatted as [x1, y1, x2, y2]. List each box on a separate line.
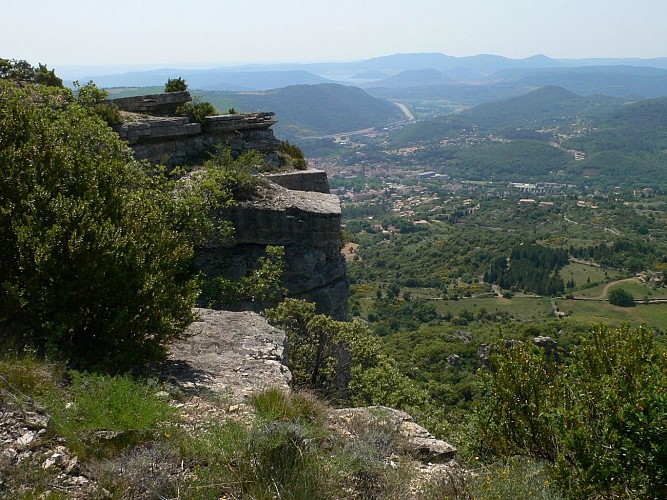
[69, 52, 667, 94]
[94, 52, 667, 140]
[78, 69, 335, 91]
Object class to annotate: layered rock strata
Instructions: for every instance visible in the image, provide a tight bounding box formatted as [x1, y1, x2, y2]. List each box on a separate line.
[111, 90, 191, 116]
[112, 90, 279, 166]
[112, 91, 347, 318]
[262, 168, 331, 193]
[113, 111, 279, 166]
[197, 181, 349, 319]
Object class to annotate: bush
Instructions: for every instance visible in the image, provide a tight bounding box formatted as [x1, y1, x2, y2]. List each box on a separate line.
[266, 299, 381, 397]
[177, 97, 217, 123]
[608, 287, 635, 306]
[47, 371, 175, 458]
[200, 245, 286, 308]
[164, 77, 187, 92]
[278, 140, 309, 170]
[180, 412, 332, 498]
[475, 324, 667, 498]
[73, 80, 121, 126]
[0, 82, 199, 371]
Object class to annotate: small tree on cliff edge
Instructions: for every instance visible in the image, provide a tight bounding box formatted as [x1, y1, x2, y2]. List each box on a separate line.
[165, 77, 187, 92]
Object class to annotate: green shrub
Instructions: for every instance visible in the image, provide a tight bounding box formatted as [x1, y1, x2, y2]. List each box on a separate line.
[165, 77, 187, 92]
[177, 98, 217, 123]
[73, 80, 121, 126]
[200, 245, 286, 308]
[53, 371, 175, 433]
[266, 299, 381, 397]
[474, 341, 563, 461]
[250, 388, 324, 423]
[0, 352, 63, 404]
[466, 457, 564, 500]
[45, 371, 175, 458]
[0, 82, 199, 371]
[180, 418, 332, 499]
[278, 140, 309, 170]
[474, 324, 667, 498]
[608, 287, 635, 306]
[202, 146, 263, 199]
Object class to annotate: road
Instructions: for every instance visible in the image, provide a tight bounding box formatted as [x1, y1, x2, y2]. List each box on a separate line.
[392, 101, 415, 121]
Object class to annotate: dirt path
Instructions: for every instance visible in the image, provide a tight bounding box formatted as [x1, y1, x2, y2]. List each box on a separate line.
[595, 277, 639, 299]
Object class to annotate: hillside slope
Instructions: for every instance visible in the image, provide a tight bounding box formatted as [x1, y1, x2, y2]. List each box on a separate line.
[204, 83, 404, 138]
[465, 86, 619, 129]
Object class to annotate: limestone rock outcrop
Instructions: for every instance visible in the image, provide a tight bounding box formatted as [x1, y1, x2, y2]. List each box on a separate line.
[329, 406, 457, 464]
[113, 91, 348, 318]
[166, 308, 291, 400]
[112, 91, 279, 166]
[197, 181, 349, 319]
[109, 91, 191, 116]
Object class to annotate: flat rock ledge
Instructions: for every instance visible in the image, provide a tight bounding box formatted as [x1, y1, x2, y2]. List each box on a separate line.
[166, 308, 291, 401]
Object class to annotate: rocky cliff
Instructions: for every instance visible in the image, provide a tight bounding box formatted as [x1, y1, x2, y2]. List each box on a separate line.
[113, 91, 348, 318]
[197, 180, 349, 319]
[112, 91, 279, 166]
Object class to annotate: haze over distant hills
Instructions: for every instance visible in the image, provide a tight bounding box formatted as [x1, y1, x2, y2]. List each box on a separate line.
[97, 52, 667, 139]
[71, 52, 667, 93]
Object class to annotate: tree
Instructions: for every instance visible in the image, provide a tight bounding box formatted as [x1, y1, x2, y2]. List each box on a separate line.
[265, 299, 380, 396]
[73, 80, 121, 126]
[165, 77, 187, 93]
[608, 287, 635, 307]
[0, 58, 63, 87]
[0, 82, 200, 371]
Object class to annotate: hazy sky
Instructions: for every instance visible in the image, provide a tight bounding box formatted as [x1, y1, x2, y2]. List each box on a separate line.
[4, 0, 666, 70]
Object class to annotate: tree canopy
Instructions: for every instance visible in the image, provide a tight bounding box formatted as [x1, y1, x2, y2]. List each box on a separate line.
[0, 81, 198, 371]
[0, 58, 63, 87]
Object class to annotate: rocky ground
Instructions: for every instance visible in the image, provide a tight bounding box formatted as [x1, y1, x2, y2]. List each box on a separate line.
[1, 309, 461, 498]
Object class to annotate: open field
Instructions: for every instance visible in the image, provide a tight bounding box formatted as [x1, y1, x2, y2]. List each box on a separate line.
[355, 284, 667, 331]
[558, 299, 667, 330]
[561, 262, 627, 297]
[605, 280, 667, 300]
[436, 296, 554, 321]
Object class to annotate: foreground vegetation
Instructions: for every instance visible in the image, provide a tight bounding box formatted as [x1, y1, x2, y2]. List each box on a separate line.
[3, 320, 664, 498]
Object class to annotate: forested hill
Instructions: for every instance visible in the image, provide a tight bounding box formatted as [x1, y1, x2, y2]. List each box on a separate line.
[388, 86, 620, 145]
[202, 83, 404, 138]
[389, 114, 472, 147]
[564, 96, 667, 154]
[464, 86, 618, 129]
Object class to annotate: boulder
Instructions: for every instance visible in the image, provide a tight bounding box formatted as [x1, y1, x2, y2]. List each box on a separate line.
[329, 406, 457, 463]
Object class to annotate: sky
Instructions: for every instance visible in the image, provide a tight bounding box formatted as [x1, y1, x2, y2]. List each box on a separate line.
[3, 0, 667, 73]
